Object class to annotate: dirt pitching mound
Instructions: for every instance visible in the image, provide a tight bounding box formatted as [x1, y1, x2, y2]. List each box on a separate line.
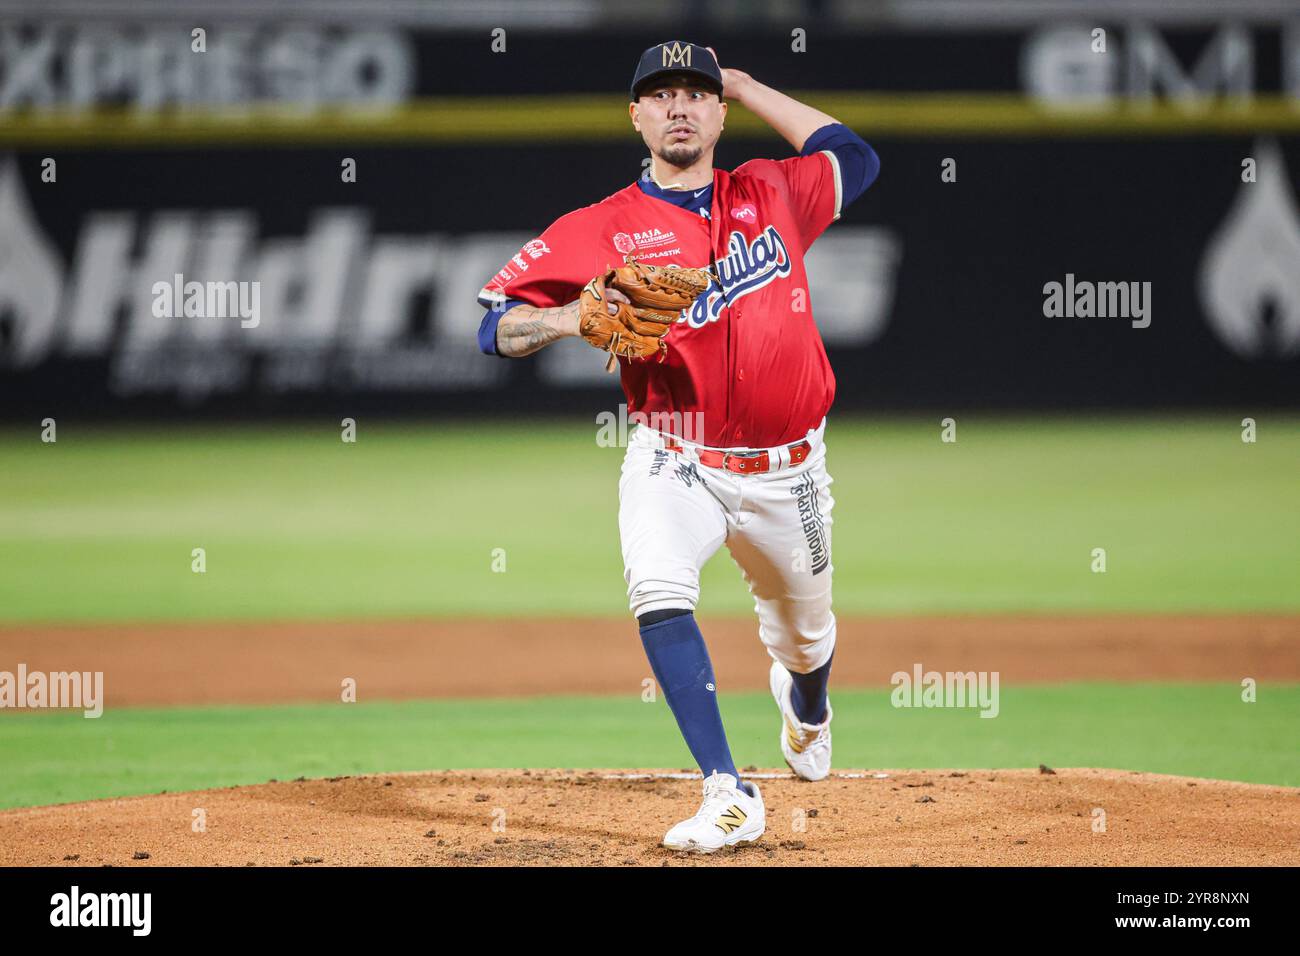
[2, 768, 1296, 867]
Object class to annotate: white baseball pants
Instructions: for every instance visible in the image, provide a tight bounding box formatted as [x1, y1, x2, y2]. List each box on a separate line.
[618, 418, 836, 675]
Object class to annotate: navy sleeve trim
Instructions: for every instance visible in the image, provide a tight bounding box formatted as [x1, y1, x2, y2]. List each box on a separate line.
[800, 123, 880, 212]
[477, 298, 526, 356]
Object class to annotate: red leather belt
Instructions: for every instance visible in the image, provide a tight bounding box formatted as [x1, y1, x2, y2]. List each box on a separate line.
[662, 438, 811, 474]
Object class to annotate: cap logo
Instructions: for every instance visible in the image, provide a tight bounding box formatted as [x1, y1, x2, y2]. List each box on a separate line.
[661, 42, 692, 68]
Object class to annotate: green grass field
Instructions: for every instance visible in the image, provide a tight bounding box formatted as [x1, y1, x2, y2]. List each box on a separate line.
[2, 684, 1296, 810]
[1, 416, 1296, 809]
[1, 415, 1297, 622]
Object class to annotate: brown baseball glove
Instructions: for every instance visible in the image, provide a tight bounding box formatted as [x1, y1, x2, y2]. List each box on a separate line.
[611, 256, 713, 326]
[578, 270, 667, 364]
[578, 256, 714, 367]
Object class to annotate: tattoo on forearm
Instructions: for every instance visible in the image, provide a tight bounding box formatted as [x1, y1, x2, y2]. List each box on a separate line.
[496, 302, 577, 357]
[500, 319, 560, 355]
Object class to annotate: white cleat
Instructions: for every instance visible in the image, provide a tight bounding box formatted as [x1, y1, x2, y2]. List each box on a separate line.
[662, 771, 766, 853]
[769, 660, 833, 781]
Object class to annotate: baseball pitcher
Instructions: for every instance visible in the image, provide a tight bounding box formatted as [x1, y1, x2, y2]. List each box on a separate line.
[476, 41, 880, 852]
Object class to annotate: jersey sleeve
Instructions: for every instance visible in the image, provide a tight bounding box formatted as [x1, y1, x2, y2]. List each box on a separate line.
[733, 153, 839, 252]
[733, 124, 878, 251]
[476, 213, 596, 311]
[475, 211, 598, 355]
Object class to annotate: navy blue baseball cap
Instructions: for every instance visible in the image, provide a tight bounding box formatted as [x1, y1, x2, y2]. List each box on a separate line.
[630, 41, 723, 100]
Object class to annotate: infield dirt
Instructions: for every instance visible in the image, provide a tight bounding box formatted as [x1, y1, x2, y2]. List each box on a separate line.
[2, 767, 1297, 866]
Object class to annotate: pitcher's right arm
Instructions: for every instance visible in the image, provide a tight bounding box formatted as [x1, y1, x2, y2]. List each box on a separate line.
[490, 287, 632, 358]
[492, 301, 580, 358]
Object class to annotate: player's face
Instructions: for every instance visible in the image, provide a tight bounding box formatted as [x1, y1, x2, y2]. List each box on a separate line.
[630, 78, 726, 169]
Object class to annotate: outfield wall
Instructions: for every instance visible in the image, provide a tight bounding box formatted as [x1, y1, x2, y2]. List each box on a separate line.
[1, 19, 1298, 417]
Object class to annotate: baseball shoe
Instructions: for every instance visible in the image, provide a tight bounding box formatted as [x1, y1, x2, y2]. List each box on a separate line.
[662, 771, 765, 853]
[769, 660, 833, 781]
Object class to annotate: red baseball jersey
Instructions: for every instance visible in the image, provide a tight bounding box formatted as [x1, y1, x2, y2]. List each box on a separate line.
[478, 150, 844, 449]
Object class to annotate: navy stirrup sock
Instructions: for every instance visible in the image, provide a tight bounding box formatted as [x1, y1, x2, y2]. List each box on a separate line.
[637, 609, 742, 786]
[789, 651, 833, 725]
